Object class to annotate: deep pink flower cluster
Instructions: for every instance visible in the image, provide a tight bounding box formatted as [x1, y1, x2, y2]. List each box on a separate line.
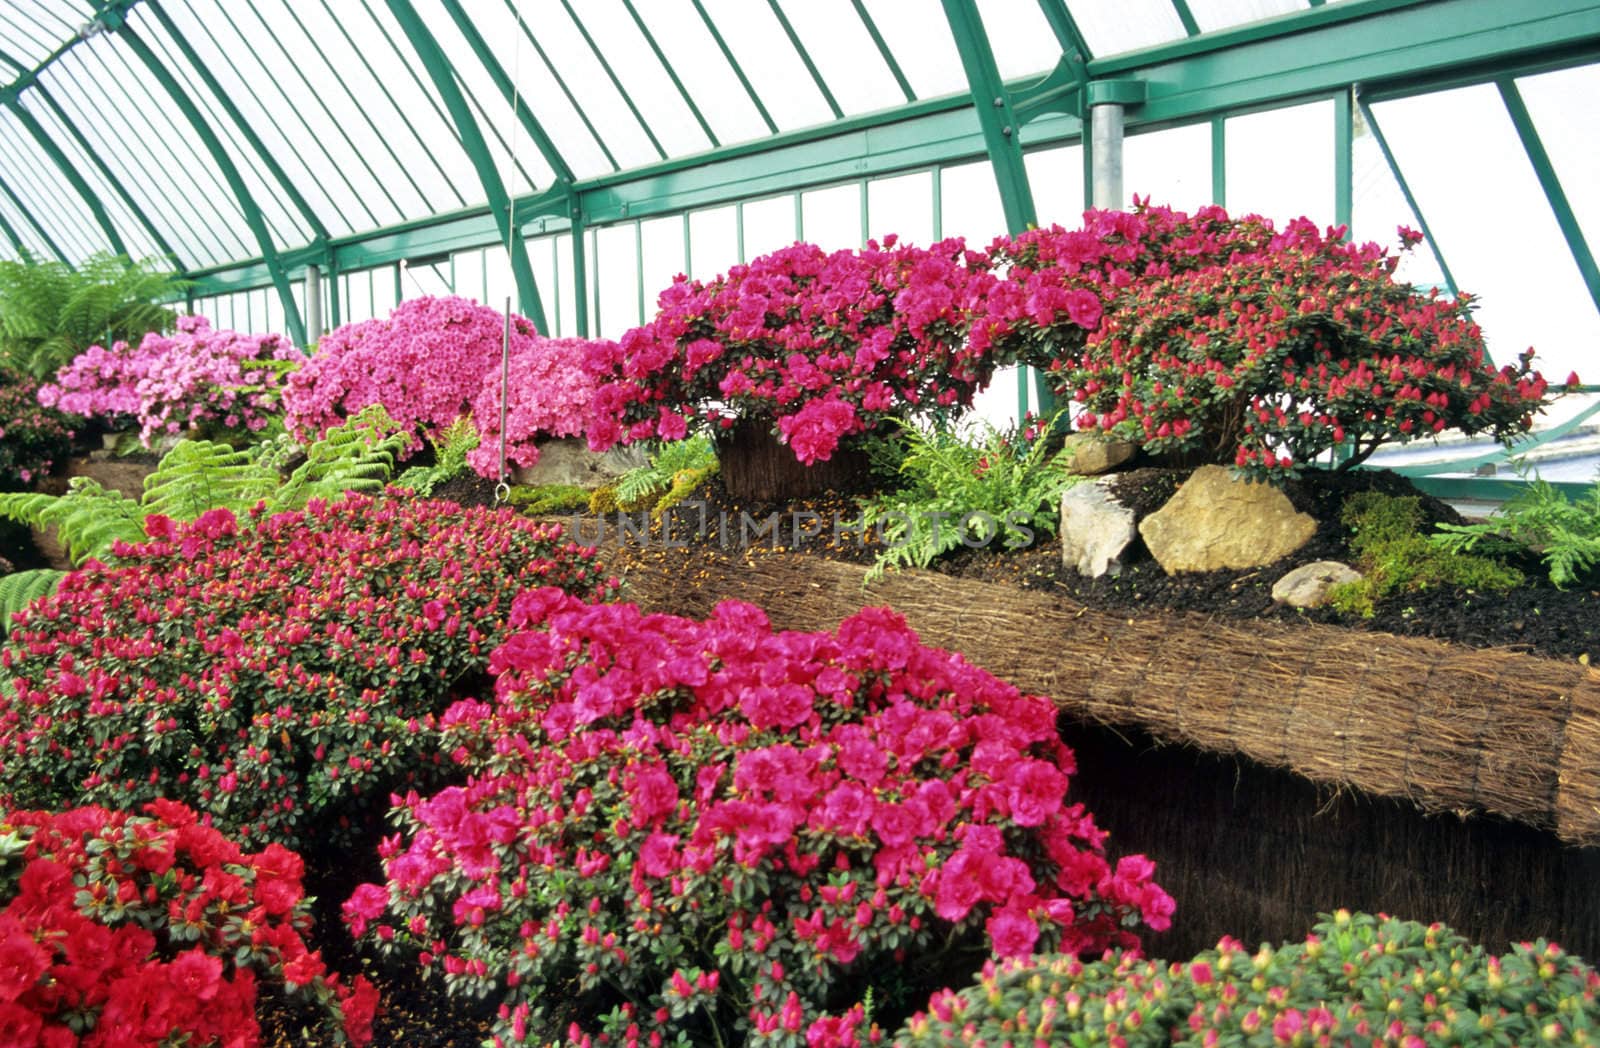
[585, 238, 1023, 465]
[0, 800, 375, 1047]
[0, 368, 75, 489]
[0, 495, 614, 848]
[466, 335, 606, 478]
[283, 296, 610, 467]
[37, 316, 299, 446]
[985, 201, 1557, 476]
[348, 592, 1171, 1046]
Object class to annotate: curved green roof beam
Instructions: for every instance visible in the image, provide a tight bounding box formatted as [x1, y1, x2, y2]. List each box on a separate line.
[0, 198, 26, 255]
[112, 18, 305, 344]
[2, 94, 127, 256]
[144, 0, 329, 243]
[384, 0, 546, 332]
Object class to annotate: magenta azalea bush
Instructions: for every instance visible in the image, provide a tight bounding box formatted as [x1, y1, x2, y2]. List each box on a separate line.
[0, 800, 377, 1047]
[896, 910, 1600, 1046]
[0, 368, 75, 489]
[986, 202, 1558, 477]
[37, 315, 299, 446]
[466, 334, 610, 479]
[584, 237, 1043, 466]
[0, 495, 613, 849]
[346, 592, 1172, 1047]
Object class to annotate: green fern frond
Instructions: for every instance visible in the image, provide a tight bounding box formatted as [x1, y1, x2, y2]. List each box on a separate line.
[0, 569, 65, 631]
[142, 440, 275, 520]
[617, 435, 717, 508]
[271, 409, 402, 512]
[396, 416, 479, 497]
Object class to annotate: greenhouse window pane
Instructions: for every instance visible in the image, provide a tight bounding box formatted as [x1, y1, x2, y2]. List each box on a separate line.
[1517, 64, 1600, 279]
[1185, 0, 1307, 34]
[629, 0, 771, 146]
[344, 271, 373, 324]
[525, 241, 556, 331]
[939, 161, 1006, 243]
[454, 248, 487, 305]
[1373, 84, 1600, 380]
[977, 0, 1065, 81]
[1225, 100, 1334, 223]
[1026, 144, 1087, 228]
[774, 0, 903, 115]
[1070, 0, 1188, 58]
[697, 0, 834, 131]
[858, 0, 963, 98]
[867, 172, 934, 245]
[1124, 121, 1212, 211]
[741, 195, 798, 260]
[640, 216, 687, 315]
[689, 205, 739, 279]
[1349, 108, 1445, 290]
[552, 235, 577, 338]
[801, 184, 863, 251]
[596, 222, 641, 335]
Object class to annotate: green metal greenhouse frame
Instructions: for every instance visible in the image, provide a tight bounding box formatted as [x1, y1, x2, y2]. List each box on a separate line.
[2, 0, 1599, 495]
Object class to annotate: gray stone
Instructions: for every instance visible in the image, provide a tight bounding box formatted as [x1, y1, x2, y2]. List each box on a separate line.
[512, 437, 647, 488]
[1139, 464, 1318, 574]
[1059, 433, 1138, 476]
[1059, 478, 1138, 578]
[1271, 560, 1363, 608]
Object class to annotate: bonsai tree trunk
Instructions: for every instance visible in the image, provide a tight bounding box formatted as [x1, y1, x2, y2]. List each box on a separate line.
[716, 419, 871, 502]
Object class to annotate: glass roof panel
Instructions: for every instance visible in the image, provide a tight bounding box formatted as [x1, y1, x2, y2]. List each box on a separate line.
[1372, 84, 1600, 380]
[1069, 0, 1189, 59]
[0, 187, 53, 259]
[1348, 106, 1446, 291]
[859, 0, 964, 98]
[627, 0, 772, 146]
[774, 0, 905, 114]
[696, 0, 834, 131]
[0, 2, 83, 68]
[1185, 0, 1308, 34]
[1517, 64, 1600, 273]
[977, 0, 1066, 81]
[0, 115, 104, 259]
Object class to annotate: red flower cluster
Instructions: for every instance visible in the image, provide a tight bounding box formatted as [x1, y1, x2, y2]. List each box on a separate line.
[0, 800, 374, 1047]
[584, 238, 1024, 465]
[0, 495, 613, 848]
[986, 201, 1556, 476]
[348, 592, 1170, 1046]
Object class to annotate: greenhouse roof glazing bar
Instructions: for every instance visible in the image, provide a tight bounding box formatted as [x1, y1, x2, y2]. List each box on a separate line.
[558, 0, 667, 161]
[502, 0, 620, 172]
[688, 0, 779, 135]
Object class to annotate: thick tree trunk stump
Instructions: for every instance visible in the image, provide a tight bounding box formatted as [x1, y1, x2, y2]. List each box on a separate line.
[715, 419, 871, 502]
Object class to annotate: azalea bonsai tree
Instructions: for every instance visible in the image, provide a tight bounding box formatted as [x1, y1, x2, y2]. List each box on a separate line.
[985, 201, 1561, 479]
[584, 237, 1041, 498]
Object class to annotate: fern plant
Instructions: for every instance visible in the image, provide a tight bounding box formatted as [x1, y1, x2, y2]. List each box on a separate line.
[395, 415, 480, 497]
[0, 407, 404, 628]
[616, 435, 718, 511]
[0, 250, 188, 378]
[859, 415, 1082, 580]
[1433, 466, 1600, 588]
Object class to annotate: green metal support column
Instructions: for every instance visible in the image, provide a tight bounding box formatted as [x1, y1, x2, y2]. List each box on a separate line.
[1, 95, 126, 255]
[0, 170, 70, 264]
[1498, 77, 1600, 317]
[940, 0, 1039, 234]
[385, 0, 548, 333]
[570, 211, 589, 338]
[1334, 87, 1353, 234]
[113, 20, 306, 345]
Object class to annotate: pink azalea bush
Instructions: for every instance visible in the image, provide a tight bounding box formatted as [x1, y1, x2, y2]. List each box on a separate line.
[466, 334, 610, 479]
[584, 238, 1046, 466]
[0, 368, 75, 489]
[347, 592, 1172, 1046]
[0, 800, 376, 1047]
[895, 910, 1600, 1046]
[37, 316, 299, 446]
[984, 201, 1558, 477]
[0, 495, 613, 849]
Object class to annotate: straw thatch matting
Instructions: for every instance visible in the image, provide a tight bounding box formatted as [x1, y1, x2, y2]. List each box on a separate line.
[614, 548, 1600, 847]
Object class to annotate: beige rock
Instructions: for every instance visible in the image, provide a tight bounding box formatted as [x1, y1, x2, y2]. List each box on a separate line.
[1059, 433, 1137, 476]
[1139, 465, 1317, 574]
[1059, 478, 1137, 578]
[511, 437, 646, 488]
[1271, 560, 1362, 608]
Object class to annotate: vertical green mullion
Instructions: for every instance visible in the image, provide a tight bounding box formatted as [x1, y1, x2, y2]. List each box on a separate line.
[327, 257, 341, 328]
[571, 217, 589, 337]
[1082, 122, 1095, 211]
[682, 211, 692, 280]
[146, 0, 329, 243]
[858, 181, 869, 246]
[736, 201, 746, 263]
[766, 0, 843, 119]
[184, 0, 378, 230]
[850, 0, 915, 102]
[619, 0, 719, 147]
[4, 100, 126, 255]
[634, 220, 645, 325]
[117, 23, 306, 344]
[1357, 96, 1459, 299]
[1168, 0, 1201, 36]
[1498, 78, 1600, 318]
[931, 166, 943, 239]
[392, 264, 401, 307]
[270, 0, 457, 211]
[794, 192, 804, 241]
[588, 229, 600, 335]
[550, 238, 561, 336]
[437, 0, 575, 183]
[556, 0, 667, 160]
[33, 86, 183, 264]
[384, 0, 547, 332]
[1334, 88, 1353, 235]
[1211, 116, 1226, 206]
[503, 0, 620, 172]
[689, 0, 779, 135]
